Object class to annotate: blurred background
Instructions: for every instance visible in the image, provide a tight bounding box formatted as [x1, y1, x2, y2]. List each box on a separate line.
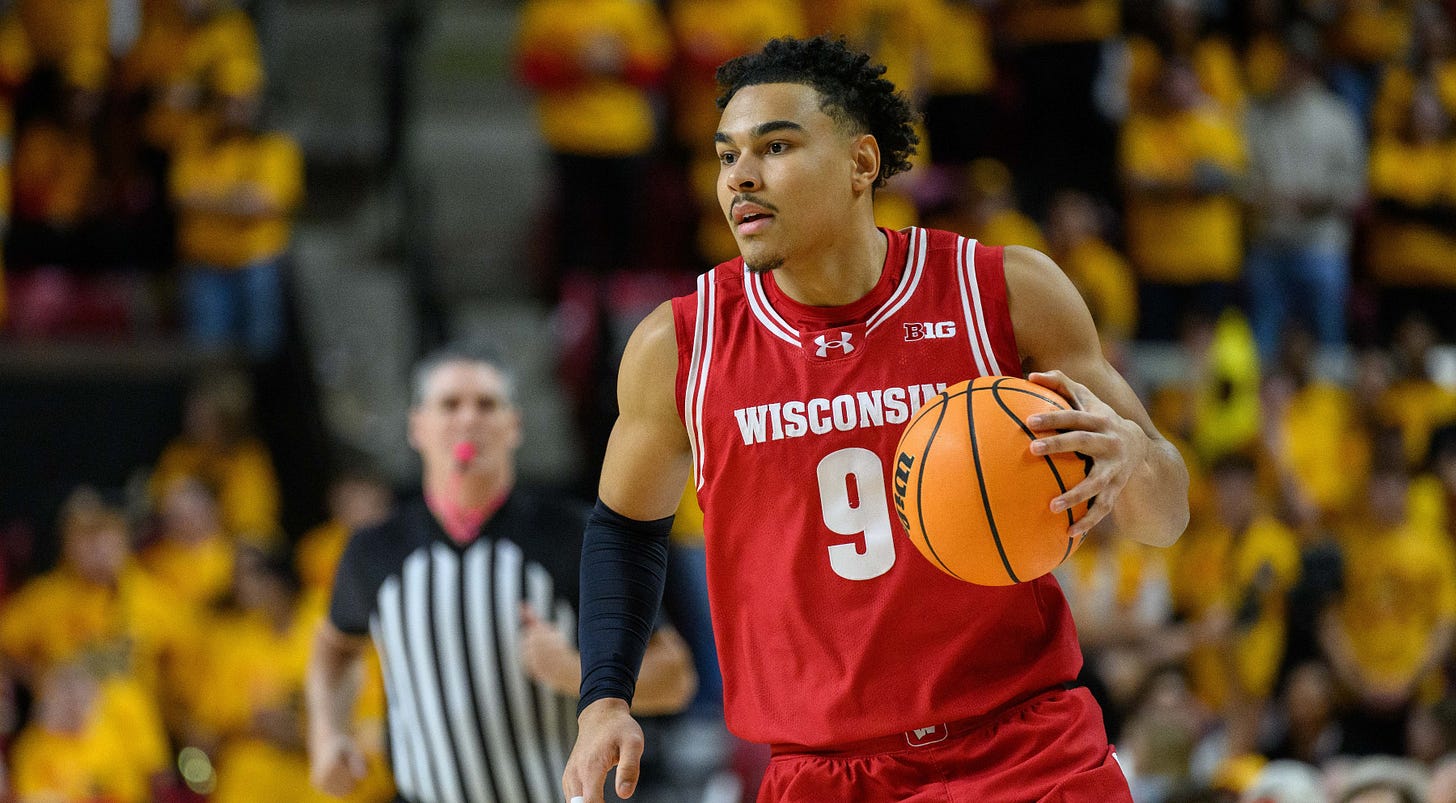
[0, 0, 1455, 800]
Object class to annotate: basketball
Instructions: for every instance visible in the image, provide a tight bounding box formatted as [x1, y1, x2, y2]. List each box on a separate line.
[892, 376, 1092, 586]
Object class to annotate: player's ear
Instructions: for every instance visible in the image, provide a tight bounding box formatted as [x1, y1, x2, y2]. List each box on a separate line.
[851, 133, 880, 193]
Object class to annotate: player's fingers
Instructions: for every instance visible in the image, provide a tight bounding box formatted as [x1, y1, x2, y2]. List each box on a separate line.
[1025, 410, 1102, 433]
[1052, 472, 1108, 512]
[1069, 492, 1115, 538]
[614, 734, 645, 799]
[1026, 371, 1084, 407]
[1030, 431, 1108, 457]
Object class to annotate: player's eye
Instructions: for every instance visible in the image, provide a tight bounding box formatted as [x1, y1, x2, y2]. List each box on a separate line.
[767, 141, 787, 154]
[718, 151, 737, 166]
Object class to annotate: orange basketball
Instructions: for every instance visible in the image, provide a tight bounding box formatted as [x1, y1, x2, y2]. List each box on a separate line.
[892, 376, 1092, 586]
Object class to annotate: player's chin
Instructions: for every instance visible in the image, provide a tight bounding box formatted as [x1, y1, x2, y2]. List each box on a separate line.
[740, 245, 785, 274]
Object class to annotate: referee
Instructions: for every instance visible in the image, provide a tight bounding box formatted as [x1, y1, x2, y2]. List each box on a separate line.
[306, 345, 696, 803]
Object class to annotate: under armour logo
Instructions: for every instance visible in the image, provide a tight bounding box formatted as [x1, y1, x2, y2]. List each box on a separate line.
[905, 724, 948, 747]
[814, 332, 854, 357]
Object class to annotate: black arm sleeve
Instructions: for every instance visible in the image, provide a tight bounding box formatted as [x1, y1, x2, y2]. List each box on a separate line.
[576, 499, 672, 714]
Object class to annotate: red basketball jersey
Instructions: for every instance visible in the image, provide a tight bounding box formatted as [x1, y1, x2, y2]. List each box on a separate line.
[670, 227, 1084, 748]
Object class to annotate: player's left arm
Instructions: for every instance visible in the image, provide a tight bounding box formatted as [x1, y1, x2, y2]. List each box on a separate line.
[1004, 245, 1190, 548]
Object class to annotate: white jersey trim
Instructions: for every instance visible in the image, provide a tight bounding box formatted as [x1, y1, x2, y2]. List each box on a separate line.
[866, 227, 927, 332]
[745, 270, 799, 346]
[684, 270, 718, 489]
[956, 237, 994, 378]
[966, 239, 1007, 375]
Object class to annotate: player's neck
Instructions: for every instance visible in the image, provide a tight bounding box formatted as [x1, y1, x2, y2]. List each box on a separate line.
[772, 222, 887, 308]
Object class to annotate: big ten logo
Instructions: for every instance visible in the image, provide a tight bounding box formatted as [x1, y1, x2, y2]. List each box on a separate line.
[903, 322, 956, 341]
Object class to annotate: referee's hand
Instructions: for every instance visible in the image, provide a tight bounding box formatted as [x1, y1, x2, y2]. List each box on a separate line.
[310, 732, 368, 796]
[564, 698, 643, 802]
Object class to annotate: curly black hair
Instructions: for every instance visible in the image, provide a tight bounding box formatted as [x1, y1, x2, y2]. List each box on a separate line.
[715, 36, 919, 189]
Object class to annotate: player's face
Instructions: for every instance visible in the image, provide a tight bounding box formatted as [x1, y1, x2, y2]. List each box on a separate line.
[409, 361, 522, 479]
[715, 83, 864, 272]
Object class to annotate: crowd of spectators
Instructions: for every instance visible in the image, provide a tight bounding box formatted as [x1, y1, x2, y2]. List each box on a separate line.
[0, 0, 303, 362]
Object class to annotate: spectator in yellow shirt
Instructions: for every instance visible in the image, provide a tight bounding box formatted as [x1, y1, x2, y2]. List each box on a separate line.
[923, 158, 1047, 251]
[0, 489, 198, 710]
[9, 72, 102, 270]
[1046, 189, 1138, 348]
[1366, 84, 1456, 328]
[142, 476, 237, 609]
[10, 662, 166, 803]
[170, 85, 303, 361]
[1126, 0, 1246, 116]
[1377, 314, 1456, 466]
[1169, 452, 1301, 751]
[194, 546, 389, 803]
[514, 0, 671, 289]
[1120, 58, 1246, 340]
[1370, 3, 1456, 139]
[1324, 457, 1456, 756]
[295, 466, 395, 595]
[150, 368, 282, 542]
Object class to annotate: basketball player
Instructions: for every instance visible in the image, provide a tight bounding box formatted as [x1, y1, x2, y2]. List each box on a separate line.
[564, 36, 1190, 803]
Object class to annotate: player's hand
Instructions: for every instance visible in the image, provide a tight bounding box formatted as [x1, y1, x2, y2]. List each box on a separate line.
[563, 698, 644, 802]
[521, 604, 581, 696]
[1024, 370, 1150, 539]
[309, 732, 367, 796]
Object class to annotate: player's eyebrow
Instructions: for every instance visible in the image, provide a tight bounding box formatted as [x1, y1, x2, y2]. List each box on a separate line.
[715, 120, 806, 145]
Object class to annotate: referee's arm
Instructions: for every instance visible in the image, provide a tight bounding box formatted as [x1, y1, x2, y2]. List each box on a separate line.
[306, 620, 370, 796]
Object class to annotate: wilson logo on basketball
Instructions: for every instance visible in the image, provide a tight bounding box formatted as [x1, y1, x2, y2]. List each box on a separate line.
[903, 321, 956, 341]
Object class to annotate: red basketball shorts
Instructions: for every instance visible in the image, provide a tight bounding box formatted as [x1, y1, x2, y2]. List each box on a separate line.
[756, 687, 1130, 803]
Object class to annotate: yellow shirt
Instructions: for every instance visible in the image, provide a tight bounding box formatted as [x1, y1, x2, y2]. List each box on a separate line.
[13, 121, 96, 226]
[667, 0, 806, 148]
[1366, 136, 1456, 286]
[0, 565, 195, 695]
[171, 131, 305, 270]
[515, 0, 672, 156]
[1280, 381, 1370, 517]
[1329, 0, 1411, 66]
[1056, 238, 1138, 343]
[1003, 0, 1119, 43]
[1171, 514, 1301, 709]
[12, 720, 146, 803]
[1339, 520, 1456, 687]
[296, 519, 350, 593]
[825, 0, 937, 100]
[1377, 379, 1456, 466]
[150, 437, 282, 540]
[1121, 106, 1245, 282]
[183, 8, 264, 97]
[190, 605, 316, 738]
[1127, 37, 1246, 115]
[976, 209, 1048, 251]
[926, 0, 993, 96]
[141, 533, 236, 608]
[16, 0, 106, 71]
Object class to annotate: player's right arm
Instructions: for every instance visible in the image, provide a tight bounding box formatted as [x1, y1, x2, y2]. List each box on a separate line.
[305, 620, 369, 796]
[564, 301, 692, 803]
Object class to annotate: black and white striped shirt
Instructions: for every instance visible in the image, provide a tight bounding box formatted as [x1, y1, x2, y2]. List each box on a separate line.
[329, 489, 584, 803]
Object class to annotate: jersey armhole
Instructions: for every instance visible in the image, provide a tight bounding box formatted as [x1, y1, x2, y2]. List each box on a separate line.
[973, 243, 1024, 378]
[670, 293, 697, 424]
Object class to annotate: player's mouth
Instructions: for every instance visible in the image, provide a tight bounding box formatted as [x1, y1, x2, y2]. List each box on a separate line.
[732, 202, 776, 235]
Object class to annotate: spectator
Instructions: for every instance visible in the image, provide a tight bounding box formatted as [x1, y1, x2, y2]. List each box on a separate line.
[0, 489, 196, 701]
[169, 81, 303, 361]
[9, 661, 167, 803]
[1127, 0, 1246, 116]
[150, 367, 281, 542]
[141, 475, 236, 609]
[1168, 452, 1301, 752]
[1046, 188, 1139, 349]
[1121, 58, 1246, 340]
[295, 466, 395, 596]
[1377, 314, 1456, 467]
[1322, 452, 1456, 756]
[1257, 661, 1345, 766]
[1365, 86, 1456, 337]
[1242, 24, 1365, 363]
[923, 0, 997, 168]
[1370, 1, 1456, 138]
[924, 157, 1048, 250]
[513, 0, 672, 291]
